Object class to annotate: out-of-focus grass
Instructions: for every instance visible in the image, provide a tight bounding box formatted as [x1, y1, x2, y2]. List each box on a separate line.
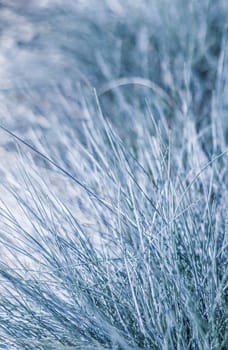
[0, 1, 227, 349]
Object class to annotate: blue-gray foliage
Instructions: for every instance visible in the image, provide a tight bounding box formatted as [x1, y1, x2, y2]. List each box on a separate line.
[0, 1, 227, 349]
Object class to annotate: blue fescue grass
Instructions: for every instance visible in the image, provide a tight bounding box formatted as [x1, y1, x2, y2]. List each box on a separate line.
[0, 0, 228, 349]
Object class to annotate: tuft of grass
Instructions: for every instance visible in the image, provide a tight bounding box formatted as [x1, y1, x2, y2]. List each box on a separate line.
[0, 1, 227, 349]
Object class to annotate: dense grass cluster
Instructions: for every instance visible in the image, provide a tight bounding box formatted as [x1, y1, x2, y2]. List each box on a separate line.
[0, 1, 227, 349]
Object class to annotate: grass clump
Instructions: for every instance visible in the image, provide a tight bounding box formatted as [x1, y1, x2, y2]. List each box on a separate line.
[0, 0, 227, 349]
